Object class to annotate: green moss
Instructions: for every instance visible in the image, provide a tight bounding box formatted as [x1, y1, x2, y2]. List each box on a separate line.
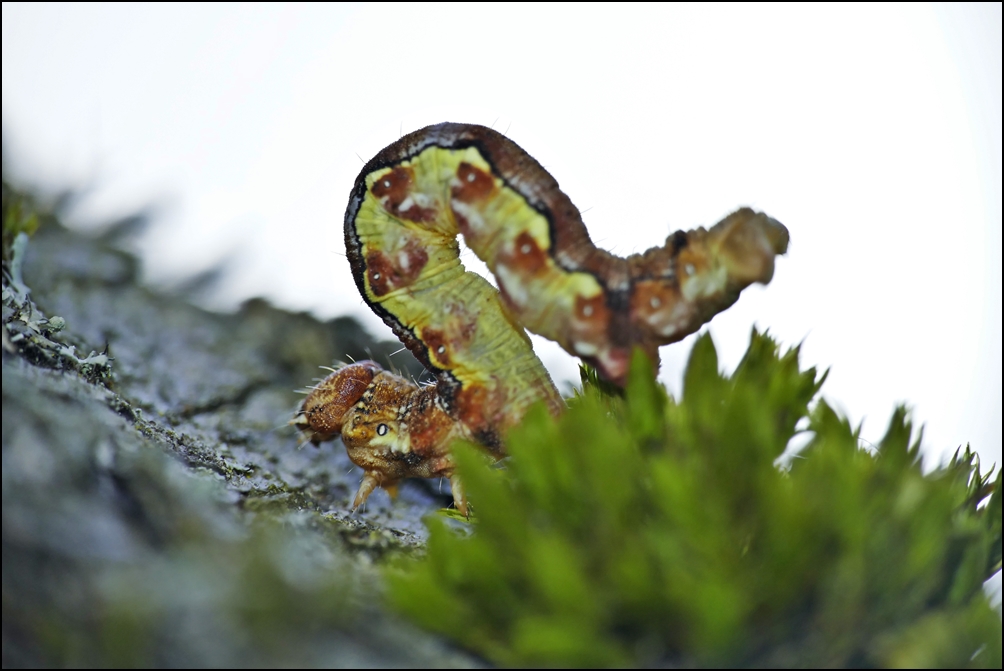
[388, 329, 1002, 667]
[2, 180, 41, 268]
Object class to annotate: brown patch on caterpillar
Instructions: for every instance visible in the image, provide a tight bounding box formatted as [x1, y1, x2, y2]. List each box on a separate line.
[574, 293, 607, 324]
[630, 280, 692, 341]
[569, 292, 614, 360]
[401, 203, 438, 223]
[370, 166, 411, 209]
[420, 327, 452, 368]
[364, 239, 428, 297]
[419, 309, 480, 371]
[510, 231, 549, 275]
[370, 165, 437, 222]
[364, 250, 396, 297]
[452, 162, 495, 202]
[403, 388, 457, 458]
[454, 383, 504, 455]
[492, 233, 552, 314]
[676, 245, 710, 279]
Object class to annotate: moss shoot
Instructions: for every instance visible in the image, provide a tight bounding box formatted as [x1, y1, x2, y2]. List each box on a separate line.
[388, 330, 1002, 668]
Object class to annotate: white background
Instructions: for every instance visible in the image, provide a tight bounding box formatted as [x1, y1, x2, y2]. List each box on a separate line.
[3, 4, 1000, 481]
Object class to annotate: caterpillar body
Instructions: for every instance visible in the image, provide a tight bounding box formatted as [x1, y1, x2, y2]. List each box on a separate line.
[295, 123, 789, 515]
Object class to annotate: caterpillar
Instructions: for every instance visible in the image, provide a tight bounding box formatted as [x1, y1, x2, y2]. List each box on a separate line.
[295, 123, 789, 516]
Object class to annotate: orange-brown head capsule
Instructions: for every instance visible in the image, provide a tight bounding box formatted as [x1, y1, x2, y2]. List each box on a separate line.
[294, 361, 383, 445]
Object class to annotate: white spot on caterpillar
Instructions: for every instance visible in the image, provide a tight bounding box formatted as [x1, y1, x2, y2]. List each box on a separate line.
[467, 172, 476, 182]
[647, 299, 691, 336]
[650, 296, 661, 309]
[451, 201, 487, 233]
[555, 249, 577, 268]
[398, 251, 410, 271]
[437, 345, 446, 355]
[681, 266, 728, 302]
[658, 323, 679, 337]
[383, 180, 391, 188]
[398, 196, 414, 212]
[582, 305, 594, 317]
[373, 272, 381, 280]
[521, 243, 532, 255]
[367, 421, 411, 454]
[574, 341, 599, 356]
[495, 265, 530, 307]
[685, 263, 696, 276]
[390, 436, 411, 454]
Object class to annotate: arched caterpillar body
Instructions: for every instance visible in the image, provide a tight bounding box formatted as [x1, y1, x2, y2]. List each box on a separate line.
[295, 123, 789, 515]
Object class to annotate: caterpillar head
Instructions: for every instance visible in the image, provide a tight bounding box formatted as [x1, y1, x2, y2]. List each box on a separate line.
[293, 360, 383, 445]
[294, 360, 461, 512]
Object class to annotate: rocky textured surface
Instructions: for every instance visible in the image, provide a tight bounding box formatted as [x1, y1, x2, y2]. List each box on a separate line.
[2, 202, 477, 667]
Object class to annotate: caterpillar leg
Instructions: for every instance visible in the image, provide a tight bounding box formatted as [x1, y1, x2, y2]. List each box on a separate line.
[351, 471, 400, 511]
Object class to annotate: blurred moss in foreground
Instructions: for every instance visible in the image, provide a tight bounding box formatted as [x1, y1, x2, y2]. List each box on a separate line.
[388, 330, 1002, 667]
[2, 180, 40, 268]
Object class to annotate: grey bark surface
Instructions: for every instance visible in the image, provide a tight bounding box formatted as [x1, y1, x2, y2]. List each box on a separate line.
[2, 206, 479, 667]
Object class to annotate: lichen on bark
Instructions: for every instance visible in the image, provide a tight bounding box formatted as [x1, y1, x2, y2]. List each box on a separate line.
[2, 180, 475, 667]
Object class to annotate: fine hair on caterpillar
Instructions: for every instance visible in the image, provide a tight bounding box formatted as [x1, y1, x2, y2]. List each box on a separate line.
[296, 122, 789, 516]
